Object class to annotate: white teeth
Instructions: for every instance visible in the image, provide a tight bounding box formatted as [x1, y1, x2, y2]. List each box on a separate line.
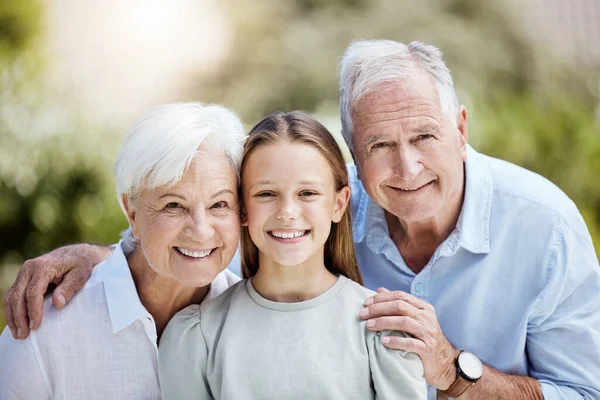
[177, 247, 212, 258]
[271, 231, 306, 239]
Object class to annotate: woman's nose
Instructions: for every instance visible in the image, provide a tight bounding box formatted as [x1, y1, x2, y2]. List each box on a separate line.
[186, 212, 216, 240]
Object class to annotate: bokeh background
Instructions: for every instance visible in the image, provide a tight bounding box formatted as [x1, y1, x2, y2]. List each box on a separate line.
[1, 0, 599, 329]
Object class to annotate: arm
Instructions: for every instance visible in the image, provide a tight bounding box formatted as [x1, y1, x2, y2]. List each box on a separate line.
[369, 330, 427, 400]
[158, 305, 213, 400]
[361, 212, 600, 399]
[2, 243, 112, 339]
[361, 291, 544, 399]
[0, 327, 51, 399]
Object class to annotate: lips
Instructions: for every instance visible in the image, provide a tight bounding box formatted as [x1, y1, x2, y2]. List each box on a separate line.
[175, 246, 215, 259]
[268, 230, 310, 239]
[388, 180, 434, 192]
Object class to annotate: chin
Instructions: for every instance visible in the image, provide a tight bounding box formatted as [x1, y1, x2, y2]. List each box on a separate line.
[175, 267, 221, 288]
[388, 204, 438, 222]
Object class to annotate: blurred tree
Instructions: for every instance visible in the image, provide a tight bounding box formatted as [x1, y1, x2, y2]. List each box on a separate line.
[190, 0, 600, 253]
[0, 0, 127, 329]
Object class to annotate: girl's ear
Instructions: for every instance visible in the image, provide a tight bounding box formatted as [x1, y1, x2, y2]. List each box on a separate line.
[332, 186, 351, 223]
[240, 208, 248, 226]
[122, 194, 140, 238]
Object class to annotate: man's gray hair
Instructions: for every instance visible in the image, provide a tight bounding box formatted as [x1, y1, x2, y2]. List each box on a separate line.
[114, 102, 246, 252]
[339, 39, 460, 149]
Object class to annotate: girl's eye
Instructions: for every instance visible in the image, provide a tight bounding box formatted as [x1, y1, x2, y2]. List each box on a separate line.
[299, 191, 317, 197]
[256, 192, 274, 198]
[211, 201, 228, 209]
[165, 202, 181, 209]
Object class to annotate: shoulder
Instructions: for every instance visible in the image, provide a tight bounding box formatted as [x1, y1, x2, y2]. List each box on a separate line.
[205, 269, 242, 301]
[480, 152, 578, 221]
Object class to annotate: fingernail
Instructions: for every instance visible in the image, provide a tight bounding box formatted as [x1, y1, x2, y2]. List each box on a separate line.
[381, 337, 390, 344]
[29, 320, 34, 329]
[367, 319, 375, 327]
[57, 295, 66, 307]
[364, 297, 374, 306]
[359, 308, 369, 317]
[17, 328, 22, 339]
[10, 328, 16, 339]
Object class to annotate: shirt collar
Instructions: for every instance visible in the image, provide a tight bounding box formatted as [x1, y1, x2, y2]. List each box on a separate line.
[100, 241, 151, 334]
[353, 145, 492, 254]
[456, 145, 492, 254]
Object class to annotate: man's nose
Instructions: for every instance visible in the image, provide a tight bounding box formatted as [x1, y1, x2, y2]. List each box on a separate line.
[393, 146, 423, 181]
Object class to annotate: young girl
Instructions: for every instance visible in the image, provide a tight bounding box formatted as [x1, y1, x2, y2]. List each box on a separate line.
[158, 111, 426, 399]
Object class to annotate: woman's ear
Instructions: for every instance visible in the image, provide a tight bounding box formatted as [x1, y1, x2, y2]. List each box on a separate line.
[122, 194, 140, 238]
[332, 186, 351, 223]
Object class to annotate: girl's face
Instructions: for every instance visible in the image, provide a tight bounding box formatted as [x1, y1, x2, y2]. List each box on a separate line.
[242, 141, 350, 269]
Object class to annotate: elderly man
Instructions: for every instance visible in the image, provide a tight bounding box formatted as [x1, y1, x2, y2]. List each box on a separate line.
[4, 40, 600, 399]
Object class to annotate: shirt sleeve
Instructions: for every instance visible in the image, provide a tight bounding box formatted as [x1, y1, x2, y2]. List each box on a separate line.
[158, 305, 214, 400]
[528, 212, 600, 399]
[368, 330, 427, 400]
[0, 327, 51, 399]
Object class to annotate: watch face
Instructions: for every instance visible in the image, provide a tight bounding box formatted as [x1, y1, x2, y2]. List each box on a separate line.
[458, 351, 483, 380]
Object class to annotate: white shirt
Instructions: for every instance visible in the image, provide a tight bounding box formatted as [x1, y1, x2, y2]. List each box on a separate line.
[0, 242, 239, 400]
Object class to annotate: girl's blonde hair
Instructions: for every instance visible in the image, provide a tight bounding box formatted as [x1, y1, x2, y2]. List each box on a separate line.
[240, 111, 363, 285]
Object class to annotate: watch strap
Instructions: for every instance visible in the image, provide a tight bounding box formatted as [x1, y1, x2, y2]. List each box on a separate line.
[440, 374, 473, 398]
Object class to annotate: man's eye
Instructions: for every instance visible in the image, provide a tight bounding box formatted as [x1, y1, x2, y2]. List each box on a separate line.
[211, 201, 228, 209]
[416, 134, 433, 141]
[372, 142, 389, 149]
[165, 202, 181, 209]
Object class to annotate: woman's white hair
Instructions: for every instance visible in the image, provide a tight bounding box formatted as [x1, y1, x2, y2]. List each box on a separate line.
[114, 102, 246, 252]
[338, 39, 460, 150]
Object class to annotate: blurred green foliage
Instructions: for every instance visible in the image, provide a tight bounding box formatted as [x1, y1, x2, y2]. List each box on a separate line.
[1, 0, 599, 331]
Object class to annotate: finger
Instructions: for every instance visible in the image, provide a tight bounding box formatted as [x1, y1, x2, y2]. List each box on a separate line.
[52, 267, 91, 309]
[381, 335, 426, 355]
[3, 292, 17, 339]
[376, 287, 390, 293]
[365, 290, 428, 309]
[6, 265, 34, 338]
[26, 267, 59, 330]
[367, 316, 426, 339]
[360, 299, 422, 320]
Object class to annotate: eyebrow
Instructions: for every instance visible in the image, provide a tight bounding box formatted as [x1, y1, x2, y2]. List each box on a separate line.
[249, 180, 325, 190]
[412, 124, 438, 135]
[365, 135, 385, 147]
[158, 188, 235, 201]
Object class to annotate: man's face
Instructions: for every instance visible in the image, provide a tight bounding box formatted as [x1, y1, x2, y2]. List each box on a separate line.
[351, 68, 468, 223]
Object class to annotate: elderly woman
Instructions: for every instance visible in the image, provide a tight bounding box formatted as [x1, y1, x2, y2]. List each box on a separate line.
[0, 103, 244, 399]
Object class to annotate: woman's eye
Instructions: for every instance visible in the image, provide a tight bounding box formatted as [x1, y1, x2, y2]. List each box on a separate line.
[211, 201, 228, 209]
[165, 202, 181, 209]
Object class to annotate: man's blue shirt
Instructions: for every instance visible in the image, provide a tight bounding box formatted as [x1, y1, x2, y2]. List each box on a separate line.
[348, 145, 600, 399]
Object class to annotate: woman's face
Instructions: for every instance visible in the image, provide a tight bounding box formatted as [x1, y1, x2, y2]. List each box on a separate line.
[125, 152, 240, 287]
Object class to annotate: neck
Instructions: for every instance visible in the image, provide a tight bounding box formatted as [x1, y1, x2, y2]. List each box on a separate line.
[386, 175, 465, 274]
[127, 250, 209, 338]
[251, 251, 337, 302]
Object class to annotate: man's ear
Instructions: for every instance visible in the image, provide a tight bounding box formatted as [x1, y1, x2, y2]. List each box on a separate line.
[349, 147, 361, 181]
[456, 105, 468, 161]
[332, 186, 351, 223]
[122, 194, 139, 238]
